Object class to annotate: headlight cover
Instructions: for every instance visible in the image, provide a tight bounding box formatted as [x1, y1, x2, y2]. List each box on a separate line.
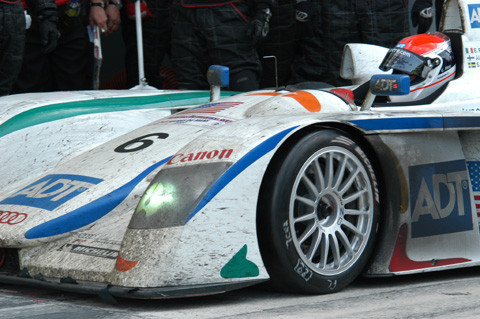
[128, 162, 231, 229]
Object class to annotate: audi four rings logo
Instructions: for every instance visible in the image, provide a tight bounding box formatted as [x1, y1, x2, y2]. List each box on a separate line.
[0, 210, 27, 225]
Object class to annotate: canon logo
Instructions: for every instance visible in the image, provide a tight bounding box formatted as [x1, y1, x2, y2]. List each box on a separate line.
[0, 210, 27, 225]
[167, 149, 233, 165]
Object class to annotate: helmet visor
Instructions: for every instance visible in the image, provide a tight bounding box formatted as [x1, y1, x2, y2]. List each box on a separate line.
[379, 48, 429, 77]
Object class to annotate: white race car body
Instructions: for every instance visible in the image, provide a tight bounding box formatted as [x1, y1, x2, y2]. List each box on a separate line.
[1, 0, 480, 299]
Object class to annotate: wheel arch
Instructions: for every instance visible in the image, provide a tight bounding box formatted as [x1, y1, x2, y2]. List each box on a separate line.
[258, 121, 388, 212]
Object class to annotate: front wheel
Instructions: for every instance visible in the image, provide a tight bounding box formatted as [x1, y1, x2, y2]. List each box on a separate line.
[258, 129, 380, 294]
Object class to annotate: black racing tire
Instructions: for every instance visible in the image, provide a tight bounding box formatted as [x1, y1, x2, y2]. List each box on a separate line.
[258, 129, 380, 294]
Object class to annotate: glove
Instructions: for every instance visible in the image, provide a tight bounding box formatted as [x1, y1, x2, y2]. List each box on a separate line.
[411, 0, 434, 33]
[36, 8, 59, 53]
[247, 7, 271, 47]
[126, 0, 153, 20]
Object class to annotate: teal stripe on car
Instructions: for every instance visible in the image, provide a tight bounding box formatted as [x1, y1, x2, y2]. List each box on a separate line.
[0, 91, 236, 138]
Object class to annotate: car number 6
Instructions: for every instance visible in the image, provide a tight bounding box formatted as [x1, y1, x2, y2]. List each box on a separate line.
[114, 133, 169, 153]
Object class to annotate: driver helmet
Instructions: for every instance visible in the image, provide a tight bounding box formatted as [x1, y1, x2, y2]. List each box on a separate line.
[379, 32, 456, 103]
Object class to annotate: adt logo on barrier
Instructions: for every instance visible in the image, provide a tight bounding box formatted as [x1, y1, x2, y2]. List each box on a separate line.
[0, 174, 103, 211]
[409, 160, 473, 238]
[469, 4, 480, 28]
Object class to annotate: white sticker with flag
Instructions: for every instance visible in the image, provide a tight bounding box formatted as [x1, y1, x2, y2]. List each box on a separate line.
[467, 161, 480, 229]
[180, 102, 243, 115]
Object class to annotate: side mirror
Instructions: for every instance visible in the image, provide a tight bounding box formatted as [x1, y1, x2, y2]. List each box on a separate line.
[361, 74, 410, 110]
[207, 65, 229, 101]
[369, 74, 410, 96]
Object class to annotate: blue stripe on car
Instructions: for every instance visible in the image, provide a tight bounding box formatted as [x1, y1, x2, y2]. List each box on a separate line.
[185, 126, 298, 223]
[350, 116, 480, 131]
[444, 116, 480, 128]
[349, 117, 443, 131]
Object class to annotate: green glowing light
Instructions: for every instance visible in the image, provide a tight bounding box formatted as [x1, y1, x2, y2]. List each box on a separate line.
[136, 182, 175, 217]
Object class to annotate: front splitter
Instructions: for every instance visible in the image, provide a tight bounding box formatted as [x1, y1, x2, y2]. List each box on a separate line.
[0, 272, 267, 299]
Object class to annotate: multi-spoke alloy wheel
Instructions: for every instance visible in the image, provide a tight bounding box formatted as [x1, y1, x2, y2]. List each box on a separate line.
[290, 146, 373, 276]
[258, 130, 380, 294]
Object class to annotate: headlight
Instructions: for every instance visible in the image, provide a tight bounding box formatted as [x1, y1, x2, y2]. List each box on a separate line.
[128, 162, 231, 229]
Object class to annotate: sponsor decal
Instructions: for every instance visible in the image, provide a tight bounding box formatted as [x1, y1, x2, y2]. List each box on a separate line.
[469, 4, 480, 28]
[372, 77, 401, 92]
[389, 224, 471, 272]
[467, 161, 480, 230]
[436, 72, 449, 80]
[1, 174, 103, 211]
[159, 115, 234, 128]
[58, 243, 118, 259]
[76, 233, 122, 246]
[465, 48, 480, 69]
[180, 102, 243, 114]
[409, 160, 473, 238]
[25, 158, 169, 239]
[167, 149, 233, 165]
[0, 211, 27, 225]
[466, 47, 480, 54]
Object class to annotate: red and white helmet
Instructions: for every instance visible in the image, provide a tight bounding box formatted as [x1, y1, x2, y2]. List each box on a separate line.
[379, 32, 456, 103]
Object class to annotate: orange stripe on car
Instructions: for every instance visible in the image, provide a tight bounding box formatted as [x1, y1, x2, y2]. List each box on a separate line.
[248, 91, 321, 112]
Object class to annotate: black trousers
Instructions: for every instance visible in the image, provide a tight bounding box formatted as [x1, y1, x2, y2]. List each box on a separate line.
[12, 5, 91, 93]
[318, 0, 409, 86]
[0, 2, 25, 96]
[169, 0, 261, 91]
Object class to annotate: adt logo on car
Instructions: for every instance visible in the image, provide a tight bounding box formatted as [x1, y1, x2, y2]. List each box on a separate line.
[0, 174, 103, 211]
[409, 160, 473, 238]
[469, 4, 480, 28]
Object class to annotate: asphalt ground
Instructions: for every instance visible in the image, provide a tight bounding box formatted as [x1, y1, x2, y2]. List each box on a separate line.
[2, 266, 480, 318]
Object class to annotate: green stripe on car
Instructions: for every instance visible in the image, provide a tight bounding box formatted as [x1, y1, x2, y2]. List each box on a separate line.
[0, 91, 236, 138]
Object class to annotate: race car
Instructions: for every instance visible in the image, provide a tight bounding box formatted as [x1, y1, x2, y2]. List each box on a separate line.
[1, 0, 480, 299]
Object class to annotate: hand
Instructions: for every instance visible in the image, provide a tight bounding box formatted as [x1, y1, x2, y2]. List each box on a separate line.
[36, 8, 58, 53]
[247, 7, 271, 47]
[105, 5, 121, 34]
[411, 0, 434, 33]
[90, 5, 108, 34]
